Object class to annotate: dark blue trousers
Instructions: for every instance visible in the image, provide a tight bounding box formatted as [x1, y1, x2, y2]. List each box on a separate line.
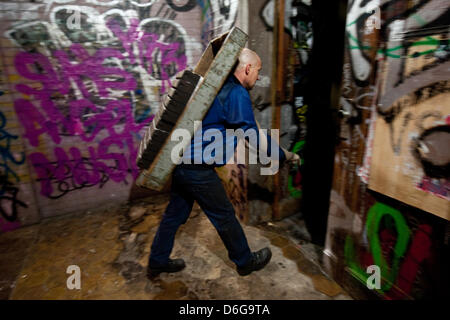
[149, 165, 253, 268]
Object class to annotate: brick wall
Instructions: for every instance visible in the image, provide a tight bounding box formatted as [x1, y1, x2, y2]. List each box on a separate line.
[0, 0, 239, 232]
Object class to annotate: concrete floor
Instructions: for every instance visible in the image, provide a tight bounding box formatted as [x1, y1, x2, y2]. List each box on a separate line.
[0, 194, 352, 300]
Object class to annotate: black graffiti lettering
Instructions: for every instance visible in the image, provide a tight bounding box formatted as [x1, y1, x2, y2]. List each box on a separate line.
[0, 176, 28, 222]
[34, 157, 129, 199]
[166, 0, 197, 12]
[0, 110, 27, 222]
[218, 0, 231, 20]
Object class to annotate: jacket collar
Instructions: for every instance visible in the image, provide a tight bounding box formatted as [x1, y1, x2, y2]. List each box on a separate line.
[228, 74, 241, 86]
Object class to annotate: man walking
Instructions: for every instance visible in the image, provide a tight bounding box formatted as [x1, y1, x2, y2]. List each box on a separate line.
[147, 48, 300, 278]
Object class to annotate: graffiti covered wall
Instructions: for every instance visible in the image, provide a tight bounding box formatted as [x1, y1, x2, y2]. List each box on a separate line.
[325, 0, 449, 299]
[368, 0, 449, 218]
[244, 0, 312, 224]
[0, 0, 242, 232]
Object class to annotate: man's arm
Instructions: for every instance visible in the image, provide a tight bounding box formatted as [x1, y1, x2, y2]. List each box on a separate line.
[253, 119, 301, 166]
[224, 87, 287, 163]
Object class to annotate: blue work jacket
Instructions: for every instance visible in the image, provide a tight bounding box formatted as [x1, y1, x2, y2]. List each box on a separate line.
[182, 75, 286, 166]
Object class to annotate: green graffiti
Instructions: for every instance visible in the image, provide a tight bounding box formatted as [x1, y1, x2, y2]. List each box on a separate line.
[367, 202, 411, 291]
[346, 20, 357, 28]
[345, 236, 371, 285]
[347, 31, 448, 59]
[344, 202, 411, 294]
[287, 140, 305, 199]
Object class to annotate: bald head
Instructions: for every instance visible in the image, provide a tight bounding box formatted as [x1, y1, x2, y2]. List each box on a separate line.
[234, 48, 262, 90]
[236, 48, 260, 72]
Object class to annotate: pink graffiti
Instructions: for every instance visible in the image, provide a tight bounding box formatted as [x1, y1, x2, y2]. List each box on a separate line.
[107, 18, 187, 93]
[417, 176, 450, 200]
[53, 44, 136, 98]
[387, 224, 432, 299]
[22, 98, 153, 197]
[13, 47, 153, 198]
[14, 48, 139, 146]
[359, 223, 433, 300]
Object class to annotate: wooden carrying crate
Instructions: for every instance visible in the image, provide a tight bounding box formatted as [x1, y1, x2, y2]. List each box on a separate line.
[136, 27, 248, 191]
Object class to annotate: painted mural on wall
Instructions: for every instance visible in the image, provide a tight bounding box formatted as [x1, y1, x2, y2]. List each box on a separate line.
[325, 0, 449, 299]
[260, 0, 312, 200]
[0, 39, 40, 233]
[288, 0, 312, 200]
[329, 191, 445, 299]
[244, 0, 311, 220]
[0, 0, 241, 232]
[368, 0, 449, 219]
[198, 0, 239, 49]
[0, 59, 29, 232]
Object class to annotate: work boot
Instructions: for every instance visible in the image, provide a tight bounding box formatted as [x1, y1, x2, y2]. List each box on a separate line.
[147, 258, 186, 278]
[237, 247, 272, 276]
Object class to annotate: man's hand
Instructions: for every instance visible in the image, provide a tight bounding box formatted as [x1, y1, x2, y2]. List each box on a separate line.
[284, 151, 301, 167]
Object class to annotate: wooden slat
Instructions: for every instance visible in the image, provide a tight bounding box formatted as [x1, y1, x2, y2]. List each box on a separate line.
[136, 70, 200, 170]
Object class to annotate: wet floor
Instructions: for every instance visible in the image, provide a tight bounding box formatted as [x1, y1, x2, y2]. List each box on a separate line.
[0, 194, 352, 300]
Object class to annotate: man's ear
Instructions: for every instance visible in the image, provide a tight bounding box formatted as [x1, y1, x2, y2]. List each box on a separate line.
[245, 64, 251, 75]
